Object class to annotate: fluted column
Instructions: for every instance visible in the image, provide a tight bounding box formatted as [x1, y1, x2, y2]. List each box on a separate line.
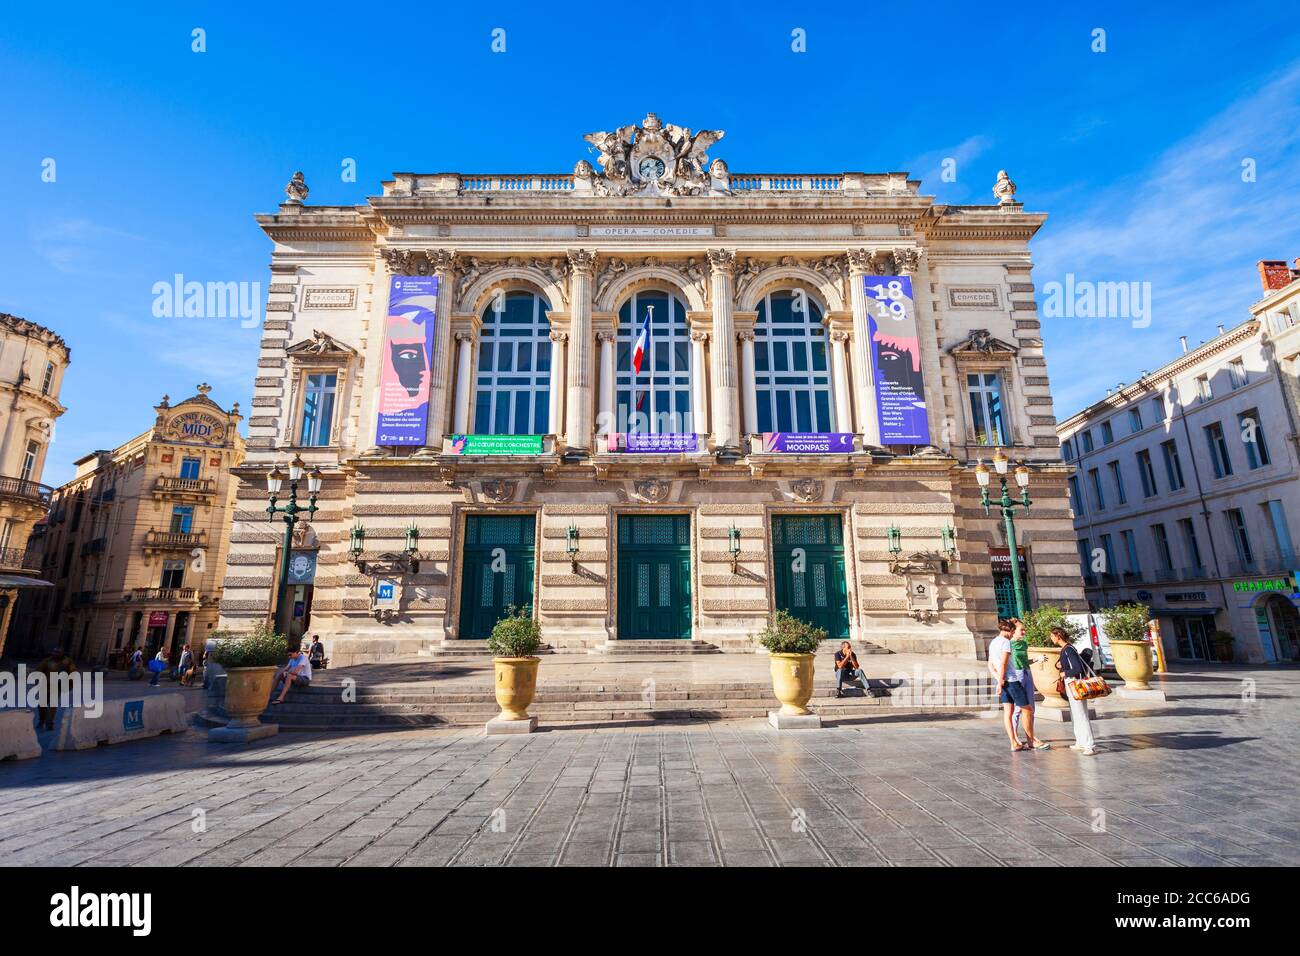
[548, 331, 567, 439]
[830, 330, 854, 433]
[597, 331, 616, 441]
[425, 249, 457, 446]
[565, 250, 596, 454]
[452, 331, 475, 434]
[847, 249, 882, 447]
[737, 330, 757, 436]
[707, 249, 739, 451]
[690, 331, 710, 437]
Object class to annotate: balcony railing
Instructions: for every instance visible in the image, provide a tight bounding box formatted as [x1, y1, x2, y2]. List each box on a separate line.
[71, 590, 97, 608]
[0, 474, 53, 506]
[443, 173, 848, 195]
[143, 529, 208, 551]
[129, 586, 198, 603]
[81, 537, 107, 556]
[1152, 568, 1180, 582]
[1258, 550, 1299, 573]
[0, 547, 42, 572]
[154, 476, 216, 496]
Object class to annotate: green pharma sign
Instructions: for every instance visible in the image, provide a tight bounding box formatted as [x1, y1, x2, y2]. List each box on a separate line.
[448, 434, 544, 455]
[1231, 575, 1297, 594]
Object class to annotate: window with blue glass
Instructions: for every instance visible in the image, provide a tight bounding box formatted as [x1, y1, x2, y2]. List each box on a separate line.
[967, 373, 1007, 445]
[1239, 408, 1271, 469]
[753, 290, 832, 433]
[299, 372, 337, 446]
[179, 457, 201, 480]
[170, 506, 194, 534]
[474, 291, 552, 435]
[616, 290, 691, 434]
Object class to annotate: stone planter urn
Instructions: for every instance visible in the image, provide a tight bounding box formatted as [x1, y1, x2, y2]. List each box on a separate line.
[493, 657, 539, 721]
[769, 652, 815, 716]
[210, 666, 279, 743]
[1027, 645, 1067, 709]
[1111, 640, 1155, 690]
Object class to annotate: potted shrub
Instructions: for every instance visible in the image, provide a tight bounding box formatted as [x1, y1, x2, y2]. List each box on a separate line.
[1021, 605, 1083, 710]
[486, 606, 542, 722]
[1211, 630, 1235, 664]
[756, 610, 826, 716]
[1101, 602, 1155, 689]
[207, 621, 291, 739]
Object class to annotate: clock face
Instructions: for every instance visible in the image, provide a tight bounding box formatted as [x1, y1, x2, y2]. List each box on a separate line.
[638, 157, 666, 181]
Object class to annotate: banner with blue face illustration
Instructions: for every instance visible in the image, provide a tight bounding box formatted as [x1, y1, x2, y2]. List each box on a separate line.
[376, 276, 439, 445]
[865, 276, 930, 444]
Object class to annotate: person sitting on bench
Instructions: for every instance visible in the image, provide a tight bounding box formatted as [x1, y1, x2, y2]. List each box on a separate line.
[833, 641, 870, 698]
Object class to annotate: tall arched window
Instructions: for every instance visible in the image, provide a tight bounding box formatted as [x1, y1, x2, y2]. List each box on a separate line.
[753, 289, 833, 433]
[616, 290, 692, 434]
[473, 290, 552, 434]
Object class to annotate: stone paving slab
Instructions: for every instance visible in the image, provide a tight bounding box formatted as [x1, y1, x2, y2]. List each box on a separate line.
[0, 667, 1295, 867]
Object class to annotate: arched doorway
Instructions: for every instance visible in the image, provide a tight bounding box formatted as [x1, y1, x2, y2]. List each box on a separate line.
[1255, 594, 1300, 661]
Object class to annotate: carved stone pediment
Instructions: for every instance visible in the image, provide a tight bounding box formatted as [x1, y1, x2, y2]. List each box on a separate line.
[286, 330, 357, 361]
[949, 329, 1018, 361]
[578, 113, 727, 198]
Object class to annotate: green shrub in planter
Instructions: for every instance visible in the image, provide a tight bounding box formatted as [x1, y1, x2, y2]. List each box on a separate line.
[755, 609, 827, 655]
[1100, 602, 1151, 643]
[208, 621, 292, 668]
[1021, 605, 1083, 648]
[487, 606, 542, 658]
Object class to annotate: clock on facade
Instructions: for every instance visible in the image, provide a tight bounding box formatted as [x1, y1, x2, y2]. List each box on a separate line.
[638, 157, 666, 181]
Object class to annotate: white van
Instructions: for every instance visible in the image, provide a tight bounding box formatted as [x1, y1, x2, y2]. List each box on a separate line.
[1065, 612, 1160, 671]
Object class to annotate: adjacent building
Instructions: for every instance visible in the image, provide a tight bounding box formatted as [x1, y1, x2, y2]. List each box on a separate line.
[11, 387, 245, 663]
[218, 115, 1084, 665]
[0, 312, 69, 656]
[1057, 258, 1300, 664]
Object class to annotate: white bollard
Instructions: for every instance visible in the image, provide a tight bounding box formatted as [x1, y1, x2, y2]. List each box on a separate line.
[0, 710, 41, 760]
[52, 693, 189, 751]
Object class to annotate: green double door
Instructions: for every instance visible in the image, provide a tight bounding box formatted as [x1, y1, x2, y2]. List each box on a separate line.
[617, 514, 692, 639]
[458, 515, 536, 639]
[771, 514, 850, 639]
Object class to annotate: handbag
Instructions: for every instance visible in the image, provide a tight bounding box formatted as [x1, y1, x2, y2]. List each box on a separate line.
[1067, 658, 1111, 701]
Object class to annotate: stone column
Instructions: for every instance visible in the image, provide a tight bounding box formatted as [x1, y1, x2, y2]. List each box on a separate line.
[830, 330, 855, 434]
[847, 249, 882, 448]
[707, 249, 740, 451]
[597, 331, 616, 442]
[452, 331, 475, 434]
[425, 249, 457, 447]
[548, 331, 567, 439]
[565, 250, 596, 454]
[690, 331, 710, 437]
[737, 330, 757, 436]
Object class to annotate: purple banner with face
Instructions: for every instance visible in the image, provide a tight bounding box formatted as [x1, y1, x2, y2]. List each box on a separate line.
[762, 432, 854, 454]
[865, 275, 930, 444]
[375, 275, 439, 446]
[613, 432, 700, 453]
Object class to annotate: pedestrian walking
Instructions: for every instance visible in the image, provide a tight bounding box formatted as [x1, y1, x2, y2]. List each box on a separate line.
[1051, 626, 1098, 756]
[127, 646, 144, 680]
[35, 648, 76, 730]
[147, 649, 167, 687]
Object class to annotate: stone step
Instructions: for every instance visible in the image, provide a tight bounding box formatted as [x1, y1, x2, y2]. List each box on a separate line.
[587, 640, 721, 655]
[416, 642, 557, 658]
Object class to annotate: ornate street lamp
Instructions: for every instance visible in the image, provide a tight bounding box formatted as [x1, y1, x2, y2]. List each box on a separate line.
[266, 456, 321, 640]
[404, 523, 421, 573]
[727, 523, 742, 573]
[886, 524, 903, 557]
[976, 455, 1033, 617]
[565, 522, 581, 572]
[940, 524, 956, 558]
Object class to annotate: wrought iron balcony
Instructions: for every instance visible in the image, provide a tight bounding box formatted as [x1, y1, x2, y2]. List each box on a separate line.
[1152, 568, 1180, 582]
[1259, 550, 1299, 573]
[0, 474, 53, 507]
[81, 537, 107, 556]
[1180, 565, 1208, 581]
[0, 546, 42, 573]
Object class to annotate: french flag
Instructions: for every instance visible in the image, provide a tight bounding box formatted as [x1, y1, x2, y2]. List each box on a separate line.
[631, 311, 650, 375]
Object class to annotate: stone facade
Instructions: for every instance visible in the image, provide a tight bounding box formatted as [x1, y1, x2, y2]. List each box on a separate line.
[1057, 259, 1300, 664]
[218, 115, 1082, 665]
[10, 387, 245, 662]
[0, 312, 69, 655]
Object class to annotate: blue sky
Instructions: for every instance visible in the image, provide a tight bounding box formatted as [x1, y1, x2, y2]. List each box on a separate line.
[2, 2, 1299, 485]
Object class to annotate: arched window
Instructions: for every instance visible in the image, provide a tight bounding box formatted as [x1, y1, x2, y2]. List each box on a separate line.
[616, 290, 692, 434]
[753, 289, 833, 433]
[473, 291, 552, 435]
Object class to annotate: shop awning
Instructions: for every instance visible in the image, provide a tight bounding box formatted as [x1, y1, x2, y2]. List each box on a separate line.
[0, 575, 54, 588]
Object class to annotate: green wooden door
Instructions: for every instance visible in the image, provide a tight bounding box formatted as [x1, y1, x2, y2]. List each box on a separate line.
[458, 515, 536, 640]
[771, 514, 850, 639]
[617, 514, 692, 639]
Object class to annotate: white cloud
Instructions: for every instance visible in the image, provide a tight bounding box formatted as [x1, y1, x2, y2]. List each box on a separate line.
[30, 219, 147, 276]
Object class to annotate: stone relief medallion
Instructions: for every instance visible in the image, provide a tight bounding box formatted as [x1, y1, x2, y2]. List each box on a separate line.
[789, 478, 824, 502]
[632, 478, 671, 503]
[480, 479, 517, 502]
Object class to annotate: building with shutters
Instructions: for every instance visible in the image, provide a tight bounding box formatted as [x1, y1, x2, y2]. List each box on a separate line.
[217, 114, 1084, 665]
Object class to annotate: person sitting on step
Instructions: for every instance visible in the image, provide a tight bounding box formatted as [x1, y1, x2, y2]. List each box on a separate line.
[271, 645, 313, 706]
[833, 641, 871, 698]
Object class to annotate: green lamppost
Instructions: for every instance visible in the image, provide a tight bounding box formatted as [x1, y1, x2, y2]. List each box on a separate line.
[266, 455, 322, 642]
[976, 451, 1032, 618]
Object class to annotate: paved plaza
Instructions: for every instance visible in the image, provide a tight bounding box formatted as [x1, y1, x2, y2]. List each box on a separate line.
[1, 666, 1297, 867]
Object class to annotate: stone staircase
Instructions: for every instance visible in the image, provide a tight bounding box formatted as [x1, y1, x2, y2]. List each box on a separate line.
[203, 672, 996, 732]
[587, 640, 722, 655]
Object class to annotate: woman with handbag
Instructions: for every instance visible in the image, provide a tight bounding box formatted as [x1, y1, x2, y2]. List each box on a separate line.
[1050, 626, 1098, 756]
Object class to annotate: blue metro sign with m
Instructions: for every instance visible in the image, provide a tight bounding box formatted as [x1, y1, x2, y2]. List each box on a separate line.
[123, 700, 145, 732]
